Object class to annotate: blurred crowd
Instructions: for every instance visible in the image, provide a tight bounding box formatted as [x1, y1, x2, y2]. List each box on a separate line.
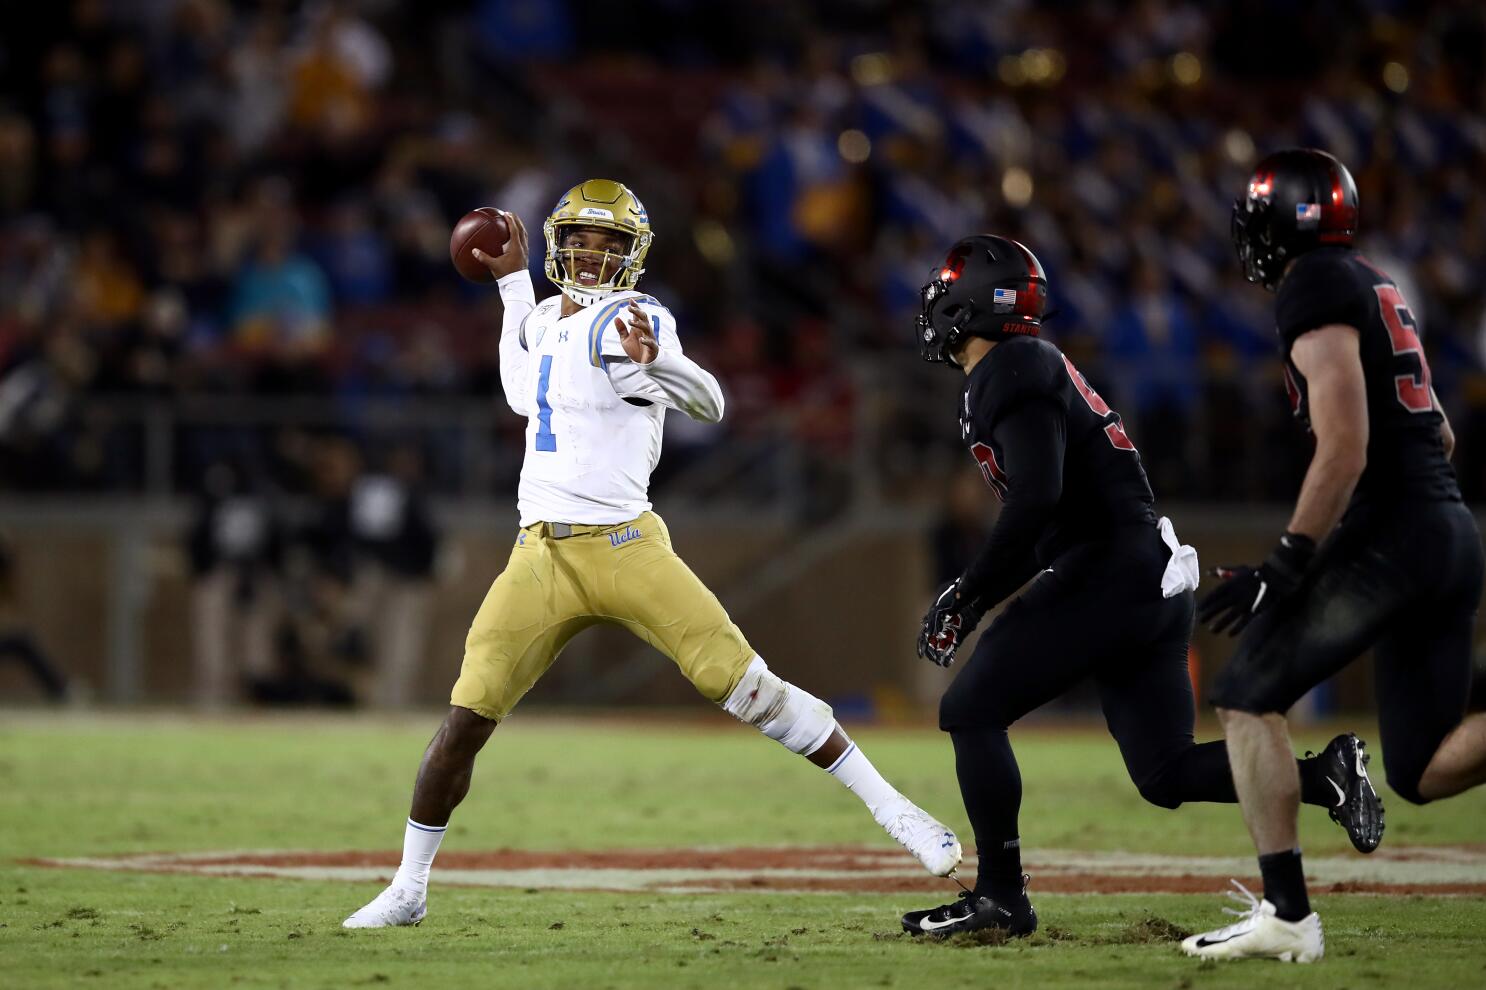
[2, 0, 1485, 507]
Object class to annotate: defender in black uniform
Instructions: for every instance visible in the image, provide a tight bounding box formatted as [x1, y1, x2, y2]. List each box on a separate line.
[1184, 150, 1486, 963]
[899, 235, 1381, 938]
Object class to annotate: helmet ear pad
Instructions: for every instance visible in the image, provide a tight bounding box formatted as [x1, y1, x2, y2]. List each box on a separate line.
[938, 301, 970, 330]
[935, 302, 975, 364]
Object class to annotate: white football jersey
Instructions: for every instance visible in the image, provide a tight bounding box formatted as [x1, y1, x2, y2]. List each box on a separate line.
[495, 274, 724, 526]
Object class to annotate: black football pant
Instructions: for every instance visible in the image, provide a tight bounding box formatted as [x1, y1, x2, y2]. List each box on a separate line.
[939, 525, 1236, 894]
[1212, 500, 1484, 804]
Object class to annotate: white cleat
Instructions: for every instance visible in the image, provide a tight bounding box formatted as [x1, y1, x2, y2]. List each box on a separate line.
[342, 884, 427, 929]
[1181, 881, 1323, 963]
[882, 802, 962, 877]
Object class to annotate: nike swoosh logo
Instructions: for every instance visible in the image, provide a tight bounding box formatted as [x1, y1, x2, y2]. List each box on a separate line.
[1194, 932, 1240, 947]
[1327, 777, 1346, 807]
[918, 914, 967, 932]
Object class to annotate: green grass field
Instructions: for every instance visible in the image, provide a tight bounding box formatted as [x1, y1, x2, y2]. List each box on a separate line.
[3, 712, 1484, 988]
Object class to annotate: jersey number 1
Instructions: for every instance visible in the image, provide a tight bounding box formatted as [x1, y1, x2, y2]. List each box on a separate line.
[534, 355, 558, 451]
[1061, 355, 1136, 451]
[1374, 284, 1433, 414]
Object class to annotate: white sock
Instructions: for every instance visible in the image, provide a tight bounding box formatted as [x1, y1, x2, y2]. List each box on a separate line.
[390, 818, 445, 894]
[824, 733, 907, 826]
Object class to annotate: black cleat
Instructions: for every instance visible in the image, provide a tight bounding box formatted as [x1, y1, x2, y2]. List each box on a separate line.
[1310, 733, 1385, 854]
[900, 875, 1038, 937]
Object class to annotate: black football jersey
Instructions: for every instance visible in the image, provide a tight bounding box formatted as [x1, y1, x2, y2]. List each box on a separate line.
[1275, 247, 1459, 504]
[960, 336, 1156, 566]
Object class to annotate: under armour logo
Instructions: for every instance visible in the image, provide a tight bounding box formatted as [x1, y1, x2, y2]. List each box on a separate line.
[558, 330, 569, 343]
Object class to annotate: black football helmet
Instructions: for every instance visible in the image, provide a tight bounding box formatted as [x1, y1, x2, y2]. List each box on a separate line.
[1232, 148, 1358, 291]
[918, 235, 1048, 366]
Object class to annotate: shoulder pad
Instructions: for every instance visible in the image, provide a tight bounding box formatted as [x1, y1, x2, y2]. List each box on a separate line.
[979, 337, 1065, 409]
[622, 292, 669, 313]
[628, 294, 678, 348]
[1276, 250, 1369, 344]
[967, 337, 1068, 428]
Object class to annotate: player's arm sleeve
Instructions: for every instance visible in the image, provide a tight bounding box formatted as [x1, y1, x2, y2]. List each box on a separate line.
[496, 271, 535, 416]
[959, 399, 1066, 610]
[603, 302, 726, 423]
[630, 348, 726, 423]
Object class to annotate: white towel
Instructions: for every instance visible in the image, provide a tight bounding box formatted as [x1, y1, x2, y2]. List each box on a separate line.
[1158, 516, 1200, 598]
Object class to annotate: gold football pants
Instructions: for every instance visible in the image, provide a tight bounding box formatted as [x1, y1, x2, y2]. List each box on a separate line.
[450, 511, 755, 720]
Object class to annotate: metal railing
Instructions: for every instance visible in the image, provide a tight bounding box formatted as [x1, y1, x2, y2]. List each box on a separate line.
[6, 356, 1332, 512]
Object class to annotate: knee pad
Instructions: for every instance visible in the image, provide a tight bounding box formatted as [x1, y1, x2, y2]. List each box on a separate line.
[1384, 765, 1430, 807]
[1133, 771, 1184, 811]
[1208, 668, 1289, 716]
[721, 656, 835, 756]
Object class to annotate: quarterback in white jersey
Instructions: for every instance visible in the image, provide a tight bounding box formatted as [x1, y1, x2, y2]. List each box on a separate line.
[344, 180, 961, 930]
[497, 266, 721, 527]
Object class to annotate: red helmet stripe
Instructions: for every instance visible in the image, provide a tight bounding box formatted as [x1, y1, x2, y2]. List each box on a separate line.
[1008, 238, 1044, 281]
[1319, 158, 1357, 239]
[1002, 238, 1046, 319]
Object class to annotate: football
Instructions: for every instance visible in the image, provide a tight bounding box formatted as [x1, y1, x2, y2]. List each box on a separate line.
[449, 207, 511, 283]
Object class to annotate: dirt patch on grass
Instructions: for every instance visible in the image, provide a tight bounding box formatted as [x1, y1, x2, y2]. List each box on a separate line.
[26, 846, 1486, 897]
[1093, 916, 1194, 944]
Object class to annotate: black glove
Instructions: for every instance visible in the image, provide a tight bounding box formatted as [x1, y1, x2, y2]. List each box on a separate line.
[1197, 532, 1316, 637]
[917, 577, 987, 668]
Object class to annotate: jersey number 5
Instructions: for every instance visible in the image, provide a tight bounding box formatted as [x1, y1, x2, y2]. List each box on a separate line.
[1374, 284, 1433, 414]
[1061, 355, 1136, 450]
